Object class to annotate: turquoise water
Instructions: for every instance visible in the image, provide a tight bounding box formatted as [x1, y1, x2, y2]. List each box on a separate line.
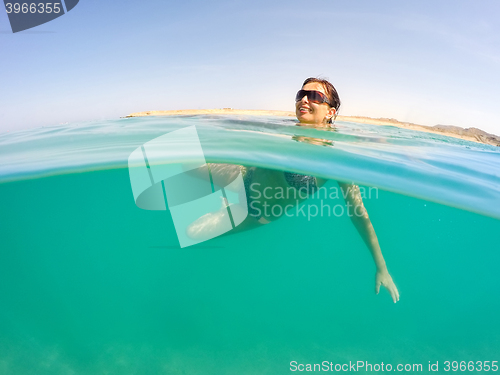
[1, 116, 499, 374]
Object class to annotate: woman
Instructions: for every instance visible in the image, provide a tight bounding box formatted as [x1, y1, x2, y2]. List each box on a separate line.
[297, 77, 399, 302]
[189, 78, 400, 303]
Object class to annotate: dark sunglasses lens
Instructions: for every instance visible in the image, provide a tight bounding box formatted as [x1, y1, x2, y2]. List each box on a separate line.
[295, 90, 326, 103]
[308, 91, 324, 103]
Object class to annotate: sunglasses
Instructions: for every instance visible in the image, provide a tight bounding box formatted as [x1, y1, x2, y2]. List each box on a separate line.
[295, 90, 333, 107]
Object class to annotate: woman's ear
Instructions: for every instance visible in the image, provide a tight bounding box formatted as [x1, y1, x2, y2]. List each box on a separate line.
[326, 107, 336, 121]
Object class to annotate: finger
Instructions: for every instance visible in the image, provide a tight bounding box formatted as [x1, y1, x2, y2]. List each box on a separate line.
[390, 284, 399, 303]
[391, 289, 397, 303]
[375, 281, 381, 294]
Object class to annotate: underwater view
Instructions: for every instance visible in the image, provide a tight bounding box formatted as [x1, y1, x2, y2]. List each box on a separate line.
[1, 115, 499, 374]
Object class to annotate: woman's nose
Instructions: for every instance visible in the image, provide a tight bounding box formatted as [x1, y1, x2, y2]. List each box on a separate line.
[299, 95, 309, 103]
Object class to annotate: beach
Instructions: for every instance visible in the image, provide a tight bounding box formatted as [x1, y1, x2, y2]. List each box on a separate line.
[125, 109, 500, 147]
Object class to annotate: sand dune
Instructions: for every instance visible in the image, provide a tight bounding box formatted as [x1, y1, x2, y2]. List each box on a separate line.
[125, 109, 500, 147]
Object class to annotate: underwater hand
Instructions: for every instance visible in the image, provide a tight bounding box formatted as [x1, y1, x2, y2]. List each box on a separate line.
[376, 270, 399, 303]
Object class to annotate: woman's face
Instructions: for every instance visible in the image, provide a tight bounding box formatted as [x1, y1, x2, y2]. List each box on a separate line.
[295, 82, 336, 126]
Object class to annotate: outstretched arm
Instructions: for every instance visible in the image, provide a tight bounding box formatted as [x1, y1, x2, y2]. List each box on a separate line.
[338, 182, 400, 303]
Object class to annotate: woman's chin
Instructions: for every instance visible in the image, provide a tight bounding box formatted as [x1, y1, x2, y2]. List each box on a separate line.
[297, 116, 319, 125]
[296, 113, 312, 123]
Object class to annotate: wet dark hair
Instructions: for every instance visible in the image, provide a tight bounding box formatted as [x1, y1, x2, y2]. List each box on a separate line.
[302, 77, 341, 124]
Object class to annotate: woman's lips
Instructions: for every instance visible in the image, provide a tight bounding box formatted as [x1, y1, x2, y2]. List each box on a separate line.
[299, 107, 311, 113]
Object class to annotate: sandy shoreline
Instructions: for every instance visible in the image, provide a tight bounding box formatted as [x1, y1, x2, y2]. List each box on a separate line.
[125, 109, 500, 147]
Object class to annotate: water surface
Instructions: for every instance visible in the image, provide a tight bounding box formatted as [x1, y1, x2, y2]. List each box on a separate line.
[0, 116, 499, 374]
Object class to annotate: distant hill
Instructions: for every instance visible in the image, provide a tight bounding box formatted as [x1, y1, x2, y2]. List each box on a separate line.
[432, 125, 500, 147]
[345, 116, 500, 147]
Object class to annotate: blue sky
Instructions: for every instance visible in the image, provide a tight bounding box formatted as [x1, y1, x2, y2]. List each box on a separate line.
[1, 0, 499, 134]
